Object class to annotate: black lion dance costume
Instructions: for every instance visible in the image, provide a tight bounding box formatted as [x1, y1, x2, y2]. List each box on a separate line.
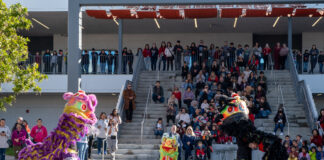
[218, 93, 288, 160]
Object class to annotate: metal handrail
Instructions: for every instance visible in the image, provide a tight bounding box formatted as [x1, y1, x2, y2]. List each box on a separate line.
[141, 86, 152, 144]
[287, 52, 318, 131]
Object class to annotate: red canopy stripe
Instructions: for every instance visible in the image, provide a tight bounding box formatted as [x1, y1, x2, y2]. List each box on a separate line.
[110, 9, 135, 19]
[137, 11, 157, 18]
[269, 8, 294, 17]
[221, 8, 242, 18]
[245, 9, 267, 17]
[294, 8, 321, 17]
[159, 9, 182, 19]
[86, 10, 111, 19]
[184, 8, 218, 18]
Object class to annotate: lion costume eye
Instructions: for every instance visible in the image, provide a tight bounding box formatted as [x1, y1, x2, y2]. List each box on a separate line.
[227, 106, 233, 113]
[81, 104, 87, 111]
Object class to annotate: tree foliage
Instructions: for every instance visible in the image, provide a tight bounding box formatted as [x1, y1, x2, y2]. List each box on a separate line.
[0, 1, 47, 111]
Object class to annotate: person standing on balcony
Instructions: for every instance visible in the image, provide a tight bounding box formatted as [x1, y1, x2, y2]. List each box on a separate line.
[143, 44, 151, 71]
[309, 45, 319, 74]
[107, 50, 114, 74]
[43, 49, 51, 73]
[303, 50, 310, 73]
[273, 42, 281, 70]
[123, 84, 136, 123]
[296, 50, 303, 74]
[50, 50, 58, 74]
[151, 43, 159, 71]
[99, 49, 107, 74]
[122, 47, 128, 74]
[57, 50, 64, 74]
[262, 43, 272, 70]
[114, 50, 119, 74]
[317, 51, 324, 74]
[165, 42, 174, 71]
[91, 48, 98, 74]
[81, 50, 89, 74]
[152, 81, 165, 103]
[173, 40, 184, 71]
[35, 51, 41, 72]
[127, 49, 134, 74]
[158, 42, 167, 71]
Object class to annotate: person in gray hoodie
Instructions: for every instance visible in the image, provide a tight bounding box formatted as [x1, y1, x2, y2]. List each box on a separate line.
[0, 119, 11, 160]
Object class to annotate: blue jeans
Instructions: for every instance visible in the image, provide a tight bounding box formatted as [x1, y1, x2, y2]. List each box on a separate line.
[97, 138, 107, 154]
[319, 62, 323, 73]
[303, 62, 308, 72]
[155, 130, 163, 136]
[274, 123, 285, 133]
[82, 64, 89, 74]
[77, 142, 88, 160]
[256, 110, 271, 118]
[184, 145, 192, 160]
[100, 63, 106, 74]
[0, 148, 6, 160]
[144, 57, 151, 70]
[152, 94, 164, 103]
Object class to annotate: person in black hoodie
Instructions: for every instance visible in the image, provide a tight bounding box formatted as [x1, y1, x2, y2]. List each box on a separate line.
[173, 40, 183, 71]
[190, 42, 198, 64]
[43, 49, 51, 73]
[127, 49, 134, 74]
[190, 61, 200, 78]
[273, 106, 286, 136]
[114, 51, 119, 74]
[309, 45, 319, 74]
[81, 50, 90, 74]
[151, 43, 159, 71]
[318, 51, 324, 74]
[91, 48, 98, 74]
[99, 49, 106, 74]
[256, 96, 271, 118]
[295, 50, 303, 74]
[181, 61, 189, 81]
[107, 50, 114, 74]
[303, 49, 310, 72]
[122, 47, 128, 74]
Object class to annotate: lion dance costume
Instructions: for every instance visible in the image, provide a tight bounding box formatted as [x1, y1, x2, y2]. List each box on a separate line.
[218, 93, 288, 160]
[18, 90, 98, 160]
[160, 133, 179, 160]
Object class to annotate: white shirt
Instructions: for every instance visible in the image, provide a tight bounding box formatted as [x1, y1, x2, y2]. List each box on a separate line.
[108, 115, 122, 126]
[176, 113, 191, 124]
[107, 126, 118, 137]
[96, 119, 108, 138]
[201, 103, 209, 110]
[0, 125, 11, 148]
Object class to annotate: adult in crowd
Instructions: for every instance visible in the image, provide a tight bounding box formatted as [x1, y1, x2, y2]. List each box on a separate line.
[318, 51, 324, 74]
[99, 49, 107, 74]
[96, 112, 108, 155]
[122, 47, 128, 74]
[87, 124, 97, 160]
[173, 40, 184, 71]
[57, 50, 64, 74]
[310, 129, 322, 147]
[166, 104, 176, 126]
[151, 43, 159, 71]
[303, 50, 310, 73]
[273, 107, 287, 136]
[279, 43, 289, 70]
[107, 50, 114, 74]
[107, 119, 118, 157]
[51, 50, 58, 73]
[113, 50, 119, 74]
[108, 109, 122, 126]
[318, 109, 324, 130]
[91, 48, 98, 74]
[176, 108, 191, 124]
[172, 87, 182, 109]
[81, 50, 90, 74]
[127, 49, 134, 74]
[22, 120, 31, 136]
[256, 97, 271, 118]
[309, 44, 319, 74]
[262, 43, 271, 70]
[182, 126, 196, 160]
[165, 42, 174, 71]
[274, 42, 281, 70]
[143, 44, 151, 71]
[0, 119, 11, 160]
[158, 41, 167, 71]
[12, 124, 26, 159]
[30, 119, 48, 143]
[123, 83, 136, 123]
[43, 49, 51, 73]
[77, 133, 88, 160]
[152, 81, 165, 103]
[183, 87, 195, 108]
[182, 62, 189, 80]
[295, 50, 303, 74]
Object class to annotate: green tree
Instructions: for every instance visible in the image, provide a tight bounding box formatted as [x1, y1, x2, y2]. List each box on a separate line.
[0, 1, 47, 111]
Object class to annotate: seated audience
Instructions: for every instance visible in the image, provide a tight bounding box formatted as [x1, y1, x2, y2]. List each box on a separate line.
[152, 81, 165, 103]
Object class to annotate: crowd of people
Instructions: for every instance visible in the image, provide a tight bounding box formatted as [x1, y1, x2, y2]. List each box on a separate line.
[293, 45, 324, 74]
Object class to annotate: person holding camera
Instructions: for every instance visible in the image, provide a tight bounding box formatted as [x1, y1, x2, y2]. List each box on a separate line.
[273, 106, 287, 136]
[107, 119, 118, 157]
[0, 119, 11, 160]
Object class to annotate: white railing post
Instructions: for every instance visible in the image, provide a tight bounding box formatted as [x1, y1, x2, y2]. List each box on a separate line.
[141, 87, 152, 144]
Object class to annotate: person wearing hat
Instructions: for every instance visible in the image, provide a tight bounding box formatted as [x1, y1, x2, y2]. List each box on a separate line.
[173, 40, 183, 71]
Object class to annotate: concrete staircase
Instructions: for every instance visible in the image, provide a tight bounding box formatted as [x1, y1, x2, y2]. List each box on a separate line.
[114, 71, 182, 160]
[255, 70, 312, 140]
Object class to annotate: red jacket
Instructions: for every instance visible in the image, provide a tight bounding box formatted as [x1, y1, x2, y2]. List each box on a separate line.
[248, 59, 259, 66]
[172, 91, 181, 101]
[208, 76, 219, 83]
[262, 48, 272, 56]
[30, 125, 48, 143]
[311, 135, 323, 146]
[142, 49, 151, 58]
[158, 47, 166, 57]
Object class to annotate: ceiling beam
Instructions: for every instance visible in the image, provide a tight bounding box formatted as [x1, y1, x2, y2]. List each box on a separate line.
[78, 0, 323, 6]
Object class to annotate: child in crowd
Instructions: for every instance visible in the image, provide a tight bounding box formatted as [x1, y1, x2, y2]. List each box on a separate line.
[309, 146, 317, 160]
[299, 146, 310, 160]
[154, 118, 164, 138]
[194, 126, 202, 138]
[196, 140, 206, 160]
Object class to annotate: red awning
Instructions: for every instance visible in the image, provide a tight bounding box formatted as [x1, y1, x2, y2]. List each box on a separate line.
[245, 9, 267, 17]
[137, 11, 157, 19]
[86, 10, 112, 19]
[270, 8, 294, 17]
[294, 8, 321, 17]
[221, 8, 242, 18]
[184, 8, 218, 18]
[159, 9, 182, 19]
[110, 9, 136, 19]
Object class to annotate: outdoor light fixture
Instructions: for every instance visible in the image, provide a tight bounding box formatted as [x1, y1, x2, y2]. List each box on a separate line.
[312, 17, 322, 27]
[272, 16, 280, 28]
[154, 18, 160, 29]
[233, 17, 238, 28]
[31, 18, 50, 29]
[194, 18, 198, 28]
[113, 17, 119, 26]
